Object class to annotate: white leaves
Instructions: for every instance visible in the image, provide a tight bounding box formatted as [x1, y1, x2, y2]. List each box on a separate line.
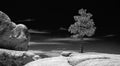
[68, 9, 96, 38]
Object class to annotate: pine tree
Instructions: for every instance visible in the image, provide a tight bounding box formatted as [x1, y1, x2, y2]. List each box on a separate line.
[68, 9, 96, 53]
[68, 9, 96, 39]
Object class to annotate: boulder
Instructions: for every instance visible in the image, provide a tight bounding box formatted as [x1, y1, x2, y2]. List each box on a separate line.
[67, 52, 120, 66]
[25, 56, 71, 66]
[0, 48, 38, 66]
[75, 59, 120, 66]
[0, 11, 30, 51]
[23, 51, 120, 66]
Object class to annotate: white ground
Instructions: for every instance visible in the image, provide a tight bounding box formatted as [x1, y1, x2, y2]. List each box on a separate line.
[24, 51, 120, 66]
[1, 48, 120, 66]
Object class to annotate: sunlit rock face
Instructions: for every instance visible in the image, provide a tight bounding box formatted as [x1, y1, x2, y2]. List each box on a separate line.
[0, 11, 30, 51]
[25, 56, 71, 66]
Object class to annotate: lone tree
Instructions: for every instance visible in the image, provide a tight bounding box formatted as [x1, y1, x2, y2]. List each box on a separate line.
[68, 9, 96, 53]
[68, 8, 96, 39]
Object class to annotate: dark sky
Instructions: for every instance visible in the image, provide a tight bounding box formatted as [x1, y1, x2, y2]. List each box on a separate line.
[0, 1, 120, 36]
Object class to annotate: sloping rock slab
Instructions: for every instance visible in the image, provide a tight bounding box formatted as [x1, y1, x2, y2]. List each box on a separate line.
[25, 52, 120, 66]
[25, 56, 71, 66]
[68, 52, 120, 66]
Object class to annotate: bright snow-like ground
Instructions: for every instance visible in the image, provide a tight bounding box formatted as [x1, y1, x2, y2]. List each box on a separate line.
[1, 47, 120, 66]
[25, 51, 120, 66]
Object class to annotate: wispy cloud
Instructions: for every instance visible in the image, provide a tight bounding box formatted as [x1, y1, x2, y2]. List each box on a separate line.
[16, 18, 35, 22]
[46, 38, 96, 41]
[59, 27, 67, 30]
[29, 42, 64, 45]
[28, 29, 49, 34]
[104, 34, 116, 37]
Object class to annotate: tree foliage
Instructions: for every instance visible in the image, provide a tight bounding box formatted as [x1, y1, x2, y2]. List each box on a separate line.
[68, 9, 96, 38]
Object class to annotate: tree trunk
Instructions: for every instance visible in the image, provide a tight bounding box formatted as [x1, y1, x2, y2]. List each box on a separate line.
[71, 34, 84, 53]
[80, 37, 84, 53]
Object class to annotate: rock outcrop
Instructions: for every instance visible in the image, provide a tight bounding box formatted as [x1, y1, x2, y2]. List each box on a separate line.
[0, 48, 120, 66]
[0, 11, 30, 51]
[0, 48, 41, 66]
[25, 51, 120, 66]
[25, 56, 71, 66]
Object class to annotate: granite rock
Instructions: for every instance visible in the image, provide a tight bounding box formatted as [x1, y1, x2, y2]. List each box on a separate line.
[25, 52, 120, 66]
[0, 11, 30, 51]
[25, 56, 71, 66]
